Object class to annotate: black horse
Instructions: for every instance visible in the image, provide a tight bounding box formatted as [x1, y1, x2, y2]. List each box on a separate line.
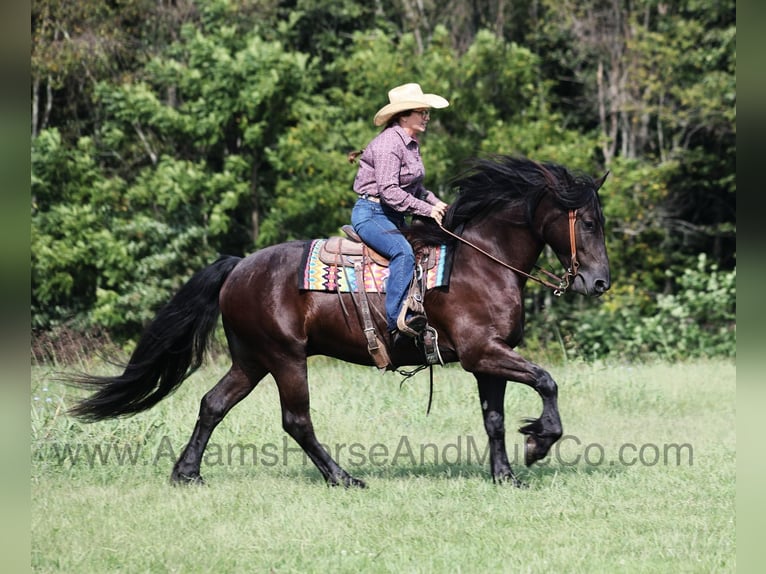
[66, 155, 610, 488]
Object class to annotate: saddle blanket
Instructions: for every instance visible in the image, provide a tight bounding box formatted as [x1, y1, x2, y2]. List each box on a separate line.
[299, 238, 451, 293]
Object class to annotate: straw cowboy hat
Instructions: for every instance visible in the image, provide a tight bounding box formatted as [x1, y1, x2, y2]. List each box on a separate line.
[373, 83, 449, 126]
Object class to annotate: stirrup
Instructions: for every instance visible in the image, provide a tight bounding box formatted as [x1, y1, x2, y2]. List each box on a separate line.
[396, 312, 427, 337]
[419, 326, 444, 366]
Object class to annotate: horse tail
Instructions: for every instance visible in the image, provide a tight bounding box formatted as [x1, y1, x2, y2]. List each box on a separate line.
[66, 255, 242, 422]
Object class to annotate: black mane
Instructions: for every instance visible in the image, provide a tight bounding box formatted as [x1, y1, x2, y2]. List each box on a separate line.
[407, 155, 603, 247]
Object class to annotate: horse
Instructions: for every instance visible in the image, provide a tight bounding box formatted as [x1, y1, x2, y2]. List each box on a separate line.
[65, 155, 610, 488]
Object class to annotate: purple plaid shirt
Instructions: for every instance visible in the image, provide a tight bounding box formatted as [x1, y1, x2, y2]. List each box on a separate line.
[352, 125, 439, 217]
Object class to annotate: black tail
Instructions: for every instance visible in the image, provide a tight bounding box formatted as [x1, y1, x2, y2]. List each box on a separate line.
[66, 255, 242, 421]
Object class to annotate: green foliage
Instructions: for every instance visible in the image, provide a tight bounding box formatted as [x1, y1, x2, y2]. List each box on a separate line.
[32, 130, 108, 327]
[31, 129, 243, 338]
[453, 31, 541, 130]
[599, 157, 679, 292]
[562, 254, 735, 361]
[32, 10, 322, 340]
[258, 99, 357, 245]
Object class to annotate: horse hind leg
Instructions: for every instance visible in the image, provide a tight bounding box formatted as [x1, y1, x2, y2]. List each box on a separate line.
[171, 364, 264, 484]
[274, 361, 365, 488]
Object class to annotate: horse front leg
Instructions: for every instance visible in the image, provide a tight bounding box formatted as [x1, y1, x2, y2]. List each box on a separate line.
[464, 341, 563, 471]
[475, 375, 525, 488]
[517, 365, 562, 467]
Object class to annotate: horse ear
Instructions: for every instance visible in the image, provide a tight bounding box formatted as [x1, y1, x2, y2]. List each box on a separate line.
[593, 171, 609, 192]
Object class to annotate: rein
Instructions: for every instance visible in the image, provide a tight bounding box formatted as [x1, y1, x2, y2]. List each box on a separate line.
[438, 209, 580, 297]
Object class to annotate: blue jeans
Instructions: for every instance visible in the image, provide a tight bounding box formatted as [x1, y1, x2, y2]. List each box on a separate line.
[351, 198, 414, 332]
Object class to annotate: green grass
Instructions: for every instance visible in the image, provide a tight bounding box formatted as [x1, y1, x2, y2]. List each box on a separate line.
[31, 358, 735, 573]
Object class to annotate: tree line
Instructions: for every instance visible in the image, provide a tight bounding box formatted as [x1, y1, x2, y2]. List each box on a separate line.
[31, 0, 735, 362]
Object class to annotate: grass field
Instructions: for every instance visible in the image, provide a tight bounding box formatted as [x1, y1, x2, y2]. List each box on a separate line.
[31, 357, 735, 573]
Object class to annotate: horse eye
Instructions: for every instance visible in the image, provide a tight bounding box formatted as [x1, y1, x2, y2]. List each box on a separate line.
[582, 220, 595, 231]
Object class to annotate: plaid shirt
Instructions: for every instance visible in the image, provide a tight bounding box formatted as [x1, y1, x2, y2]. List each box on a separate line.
[353, 125, 438, 217]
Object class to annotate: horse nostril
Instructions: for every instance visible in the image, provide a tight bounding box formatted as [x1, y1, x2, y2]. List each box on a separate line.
[595, 279, 610, 294]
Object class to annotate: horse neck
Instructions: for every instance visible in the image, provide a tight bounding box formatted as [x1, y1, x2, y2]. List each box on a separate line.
[457, 211, 545, 280]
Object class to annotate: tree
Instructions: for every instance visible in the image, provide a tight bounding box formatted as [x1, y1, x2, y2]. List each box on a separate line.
[535, 0, 735, 277]
[32, 8, 319, 336]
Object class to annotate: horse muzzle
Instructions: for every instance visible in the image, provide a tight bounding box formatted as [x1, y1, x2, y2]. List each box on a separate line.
[570, 270, 611, 297]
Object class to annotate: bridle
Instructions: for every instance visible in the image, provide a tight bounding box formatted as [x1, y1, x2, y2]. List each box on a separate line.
[438, 209, 580, 296]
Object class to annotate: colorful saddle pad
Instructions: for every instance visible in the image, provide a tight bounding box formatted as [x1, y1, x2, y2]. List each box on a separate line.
[299, 238, 452, 293]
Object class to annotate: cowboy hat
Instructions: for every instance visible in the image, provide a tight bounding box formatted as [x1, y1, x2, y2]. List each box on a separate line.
[373, 83, 449, 126]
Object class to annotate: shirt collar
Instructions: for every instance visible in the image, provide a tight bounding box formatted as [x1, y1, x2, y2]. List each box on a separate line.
[391, 124, 419, 146]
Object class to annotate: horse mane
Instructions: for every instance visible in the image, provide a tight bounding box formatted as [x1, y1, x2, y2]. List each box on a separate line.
[406, 154, 603, 248]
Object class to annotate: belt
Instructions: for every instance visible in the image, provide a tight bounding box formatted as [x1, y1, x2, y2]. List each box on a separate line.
[360, 194, 380, 203]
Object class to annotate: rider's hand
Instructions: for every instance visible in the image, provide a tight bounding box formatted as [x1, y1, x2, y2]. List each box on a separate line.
[430, 201, 448, 225]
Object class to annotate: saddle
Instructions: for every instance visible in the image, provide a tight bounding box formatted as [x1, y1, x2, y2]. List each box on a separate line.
[319, 225, 440, 274]
[318, 226, 390, 267]
[322, 225, 443, 371]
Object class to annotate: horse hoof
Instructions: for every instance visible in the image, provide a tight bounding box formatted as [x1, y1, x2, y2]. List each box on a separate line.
[346, 476, 367, 489]
[524, 435, 539, 467]
[493, 473, 528, 489]
[326, 474, 367, 488]
[171, 471, 205, 486]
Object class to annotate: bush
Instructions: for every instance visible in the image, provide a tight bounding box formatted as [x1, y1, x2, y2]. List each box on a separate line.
[562, 254, 735, 362]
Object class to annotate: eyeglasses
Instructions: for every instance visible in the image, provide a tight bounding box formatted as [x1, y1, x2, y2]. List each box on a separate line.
[412, 109, 431, 119]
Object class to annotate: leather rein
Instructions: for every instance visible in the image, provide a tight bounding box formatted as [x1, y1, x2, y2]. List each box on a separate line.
[438, 209, 580, 296]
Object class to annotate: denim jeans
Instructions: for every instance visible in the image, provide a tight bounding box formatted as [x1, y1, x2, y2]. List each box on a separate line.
[351, 198, 414, 332]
